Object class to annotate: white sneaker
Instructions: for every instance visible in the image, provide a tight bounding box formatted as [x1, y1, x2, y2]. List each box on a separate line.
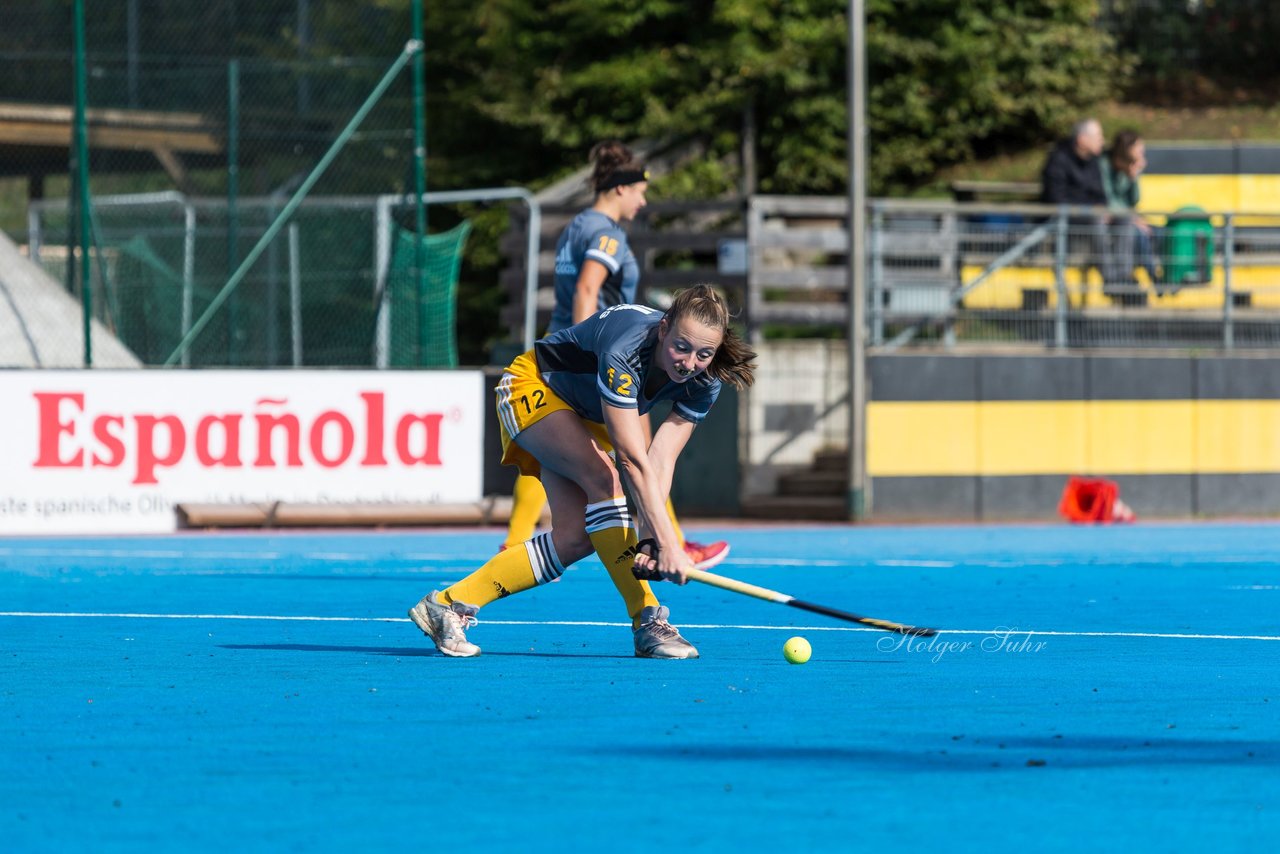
[633, 606, 699, 659]
[408, 591, 481, 657]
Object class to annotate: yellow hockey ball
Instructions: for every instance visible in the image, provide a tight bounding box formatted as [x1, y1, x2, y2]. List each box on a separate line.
[783, 636, 811, 664]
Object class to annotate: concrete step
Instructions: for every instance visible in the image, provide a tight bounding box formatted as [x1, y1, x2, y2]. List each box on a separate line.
[778, 469, 847, 496]
[739, 495, 848, 521]
[811, 448, 849, 471]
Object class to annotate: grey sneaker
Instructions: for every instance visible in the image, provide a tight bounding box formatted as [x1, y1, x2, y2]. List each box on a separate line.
[633, 605, 699, 659]
[408, 591, 481, 657]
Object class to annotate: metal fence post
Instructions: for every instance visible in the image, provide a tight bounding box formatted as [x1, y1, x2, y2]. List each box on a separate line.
[27, 208, 42, 264]
[73, 0, 93, 366]
[373, 195, 393, 368]
[746, 196, 764, 344]
[182, 203, 196, 367]
[288, 222, 303, 367]
[411, 0, 429, 367]
[226, 58, 240, 365]
[870, 203, 884, 345]
[1222, 214, 1234, 350]
[1053, 210, 1068, 349]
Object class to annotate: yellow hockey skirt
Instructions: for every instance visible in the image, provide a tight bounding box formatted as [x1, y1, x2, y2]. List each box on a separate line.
[495, 350, 614, 478]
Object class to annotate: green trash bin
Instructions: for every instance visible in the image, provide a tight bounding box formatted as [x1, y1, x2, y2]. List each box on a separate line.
[1162, 205, 1213, 291]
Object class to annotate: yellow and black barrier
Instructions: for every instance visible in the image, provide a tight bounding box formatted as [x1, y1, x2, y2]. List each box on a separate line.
[868, 352, 1280, 520]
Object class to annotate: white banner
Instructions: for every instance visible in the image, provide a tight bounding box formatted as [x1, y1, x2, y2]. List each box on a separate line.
[0, 370, 485, 534]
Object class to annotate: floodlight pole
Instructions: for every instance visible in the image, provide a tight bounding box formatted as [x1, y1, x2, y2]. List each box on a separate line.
[846, 0, 868, 520]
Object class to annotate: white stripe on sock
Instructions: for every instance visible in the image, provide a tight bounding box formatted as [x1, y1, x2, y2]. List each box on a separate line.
[584, 497, 632, 533]
[525, 532, 565, 584]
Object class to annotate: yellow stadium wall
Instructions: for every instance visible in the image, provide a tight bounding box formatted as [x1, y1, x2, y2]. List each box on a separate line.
[1139, 175, 1280, 215]
[866, 353, 1280, 520]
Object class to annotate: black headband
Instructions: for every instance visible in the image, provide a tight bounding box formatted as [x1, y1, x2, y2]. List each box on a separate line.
[598, 168, 649, 192]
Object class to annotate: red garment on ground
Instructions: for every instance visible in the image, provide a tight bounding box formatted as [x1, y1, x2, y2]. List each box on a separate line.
[1058, 476, 1136, 524]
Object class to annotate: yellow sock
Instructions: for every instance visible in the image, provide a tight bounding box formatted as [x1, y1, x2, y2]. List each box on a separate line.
[504, 474, 548, 548]
[665, 497, 685, 546]
[585, 496, 659, 622]
[440, 532, 564, 608]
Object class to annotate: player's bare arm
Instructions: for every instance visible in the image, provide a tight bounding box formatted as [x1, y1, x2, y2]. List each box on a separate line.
[572, 260, 609, 324]
[647, 410, 696, 506]
[602, 402, 693, 584]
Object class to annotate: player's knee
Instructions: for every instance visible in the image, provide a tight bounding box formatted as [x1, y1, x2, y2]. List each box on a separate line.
[553, 530, 594, 563]
[575, 463, 621, 503]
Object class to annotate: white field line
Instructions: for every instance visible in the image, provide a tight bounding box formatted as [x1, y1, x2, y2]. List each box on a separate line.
[0, 548, 846, 566]
[0, 547, 480, 562]
[4, 547, 1278, 573]
[1, 611, 1278, 641]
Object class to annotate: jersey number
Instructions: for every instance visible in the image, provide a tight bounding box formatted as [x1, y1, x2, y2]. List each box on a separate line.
[597, 236, 619, 256]
[606, 368, 633, 397]
[519, 389, 547, 414]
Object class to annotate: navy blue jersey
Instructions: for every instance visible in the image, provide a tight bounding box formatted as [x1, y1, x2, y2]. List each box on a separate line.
[534, 304, 720, 425]
[549, 209, 640, 333]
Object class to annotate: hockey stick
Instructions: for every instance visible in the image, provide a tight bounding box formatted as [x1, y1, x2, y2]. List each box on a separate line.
[687, 568, 937, 637]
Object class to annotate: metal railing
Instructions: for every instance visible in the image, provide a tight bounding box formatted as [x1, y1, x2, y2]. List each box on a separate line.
[747, 196, 1280, 351]
[27, 187, 539, 368]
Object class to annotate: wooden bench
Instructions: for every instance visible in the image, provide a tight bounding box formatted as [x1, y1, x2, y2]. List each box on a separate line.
[949, 180, 1041, 203]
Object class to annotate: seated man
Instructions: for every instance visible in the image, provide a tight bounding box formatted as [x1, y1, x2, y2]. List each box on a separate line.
[1040, 118, 1107, 207]
[1040, 118, 1129, 296]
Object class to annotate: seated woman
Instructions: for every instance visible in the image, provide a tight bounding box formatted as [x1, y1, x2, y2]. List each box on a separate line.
[407, 284, 756, 659]
[1101, 129, 1161, 291]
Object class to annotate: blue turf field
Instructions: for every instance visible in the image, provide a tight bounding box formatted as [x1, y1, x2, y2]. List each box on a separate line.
[3, 523, 1279, 851]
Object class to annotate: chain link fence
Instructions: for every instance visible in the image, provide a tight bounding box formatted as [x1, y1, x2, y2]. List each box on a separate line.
[28, 192, 472, 368]
[2, 1, 417, 203]
[1, 2, 479, 368]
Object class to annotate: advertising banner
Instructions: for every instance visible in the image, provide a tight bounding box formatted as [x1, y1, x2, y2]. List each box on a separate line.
[0, 370, 485, 534]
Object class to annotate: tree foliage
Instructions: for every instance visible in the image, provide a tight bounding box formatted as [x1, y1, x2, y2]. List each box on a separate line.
[867, 0, 1127, 192]
[7, 1, 1127, 194]
[449, 0, 1126, 194]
